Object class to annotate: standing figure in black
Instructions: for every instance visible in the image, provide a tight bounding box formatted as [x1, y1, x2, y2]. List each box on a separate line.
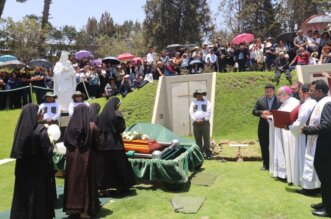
[10, 104, 56, 219]
[95, 97, 136, 195]
[253, 84, 280, 170]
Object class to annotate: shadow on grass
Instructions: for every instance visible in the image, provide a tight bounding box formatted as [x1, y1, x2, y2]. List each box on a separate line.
[95, 208, 113, 219]
[285, 187, 322, 198]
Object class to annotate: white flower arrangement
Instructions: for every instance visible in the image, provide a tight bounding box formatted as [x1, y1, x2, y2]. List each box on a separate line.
[122, 131, 149, 141]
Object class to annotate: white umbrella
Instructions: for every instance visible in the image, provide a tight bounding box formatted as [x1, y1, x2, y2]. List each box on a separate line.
[307, 15, 331, 24]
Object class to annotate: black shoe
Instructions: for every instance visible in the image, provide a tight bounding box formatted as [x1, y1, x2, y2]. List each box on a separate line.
[297, 189, 320, 196]
[312, 208, 331, 217]
[311, 203, 324, 210]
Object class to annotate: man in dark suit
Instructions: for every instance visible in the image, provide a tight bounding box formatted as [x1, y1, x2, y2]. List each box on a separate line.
[253, 84, 280, 170]
[302, 80, 331, 217]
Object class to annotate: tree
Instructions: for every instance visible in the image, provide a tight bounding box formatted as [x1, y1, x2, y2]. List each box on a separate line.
[4, 17, 45, 61]
[0, 0, 6, 18]
[143, 0, 214, 50]
[50, 26, 64, 45]
[98, 11, 115, 37]
[85, 17, 98, 45]
[219, 0, 281, 38]
[275, 0, 331, 32]
[62, 25, 77, 45]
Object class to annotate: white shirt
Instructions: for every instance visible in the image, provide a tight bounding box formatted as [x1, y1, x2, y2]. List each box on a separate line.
[146, 52, 155, 64]
[205, 54, 217, 64]
[39, 102, 61, 121]
[68, 101, 90, 116]
[189, 98, 211, 122]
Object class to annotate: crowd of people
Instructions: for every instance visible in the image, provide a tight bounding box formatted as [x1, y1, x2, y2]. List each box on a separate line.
[10, 96, 135, 219]
[1, 29, 331, 110]
[253, 80, 331, 217]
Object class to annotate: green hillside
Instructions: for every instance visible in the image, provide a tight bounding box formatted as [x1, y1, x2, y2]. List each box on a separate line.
[214, 71, 291, 140]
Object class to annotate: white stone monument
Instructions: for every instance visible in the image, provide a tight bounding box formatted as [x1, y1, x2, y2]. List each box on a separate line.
[152, 73, 216, 136]
[53, 51, 76, 112]
[296, 64, 331, 86]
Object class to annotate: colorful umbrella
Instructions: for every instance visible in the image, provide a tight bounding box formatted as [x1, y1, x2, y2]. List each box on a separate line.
[301, 14, 330, 34]
[28, 59, 53, 68]
[117, 53, 135, 61]
[75, 50, 93, 60]
[102, 56, 120, 65]
[90, 58, 102, 66]
[307, 14, 331, 24]
[0, 60, 26, 69]
[132, 57, 144, 65]
[232, 33, 255, 45]
[0, 55, 17, 62]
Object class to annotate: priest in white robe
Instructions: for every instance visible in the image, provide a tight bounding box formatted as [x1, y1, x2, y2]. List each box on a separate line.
[301, 80, 331, 217]
[288, 84, 317, 188]
[53, 51, 77, 112]
[270, 86, 300, 182]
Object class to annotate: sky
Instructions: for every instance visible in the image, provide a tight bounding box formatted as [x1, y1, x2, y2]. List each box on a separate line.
[2, 0, 221, 29]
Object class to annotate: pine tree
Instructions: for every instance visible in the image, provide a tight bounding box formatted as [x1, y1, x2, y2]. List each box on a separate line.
[143, 0, 214, 49]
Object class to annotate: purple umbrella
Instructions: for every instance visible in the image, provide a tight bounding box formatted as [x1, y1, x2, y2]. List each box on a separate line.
[75, 50, 93, 60]
[90, 58, 102, 66]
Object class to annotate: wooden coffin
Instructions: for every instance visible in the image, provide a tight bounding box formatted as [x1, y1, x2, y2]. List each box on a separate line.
[123, 139, 163, 154]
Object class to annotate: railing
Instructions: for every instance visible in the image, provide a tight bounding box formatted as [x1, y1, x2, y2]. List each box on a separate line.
[0, 81, 89, 107]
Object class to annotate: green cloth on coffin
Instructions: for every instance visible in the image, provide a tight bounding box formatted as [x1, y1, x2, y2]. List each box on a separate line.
[52, 123, 204, 184]
[126, 123, 204, 184]
[171, 196, 205, 214]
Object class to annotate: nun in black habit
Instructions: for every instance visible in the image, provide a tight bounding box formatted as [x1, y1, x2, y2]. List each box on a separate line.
[63, 104, 99, 218]
[88, 102, 101, 123]
[10, 104, 56, 219]
[95, 97, 136, 193]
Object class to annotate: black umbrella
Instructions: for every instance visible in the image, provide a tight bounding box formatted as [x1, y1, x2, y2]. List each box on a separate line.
[28, 59, 53, 68]
[102, 56, 120, 65]
[276, 33, 296, 43]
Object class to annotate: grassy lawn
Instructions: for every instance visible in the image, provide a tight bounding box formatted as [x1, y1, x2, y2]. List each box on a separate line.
[0, 71, 310, 218]
[0, 161, 319, 218]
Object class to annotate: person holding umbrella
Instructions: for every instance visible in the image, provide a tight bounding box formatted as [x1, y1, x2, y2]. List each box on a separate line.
[234, 43, 249, 72]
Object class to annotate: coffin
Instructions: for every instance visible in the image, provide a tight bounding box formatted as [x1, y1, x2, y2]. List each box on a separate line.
[123, 139, 163, 154]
